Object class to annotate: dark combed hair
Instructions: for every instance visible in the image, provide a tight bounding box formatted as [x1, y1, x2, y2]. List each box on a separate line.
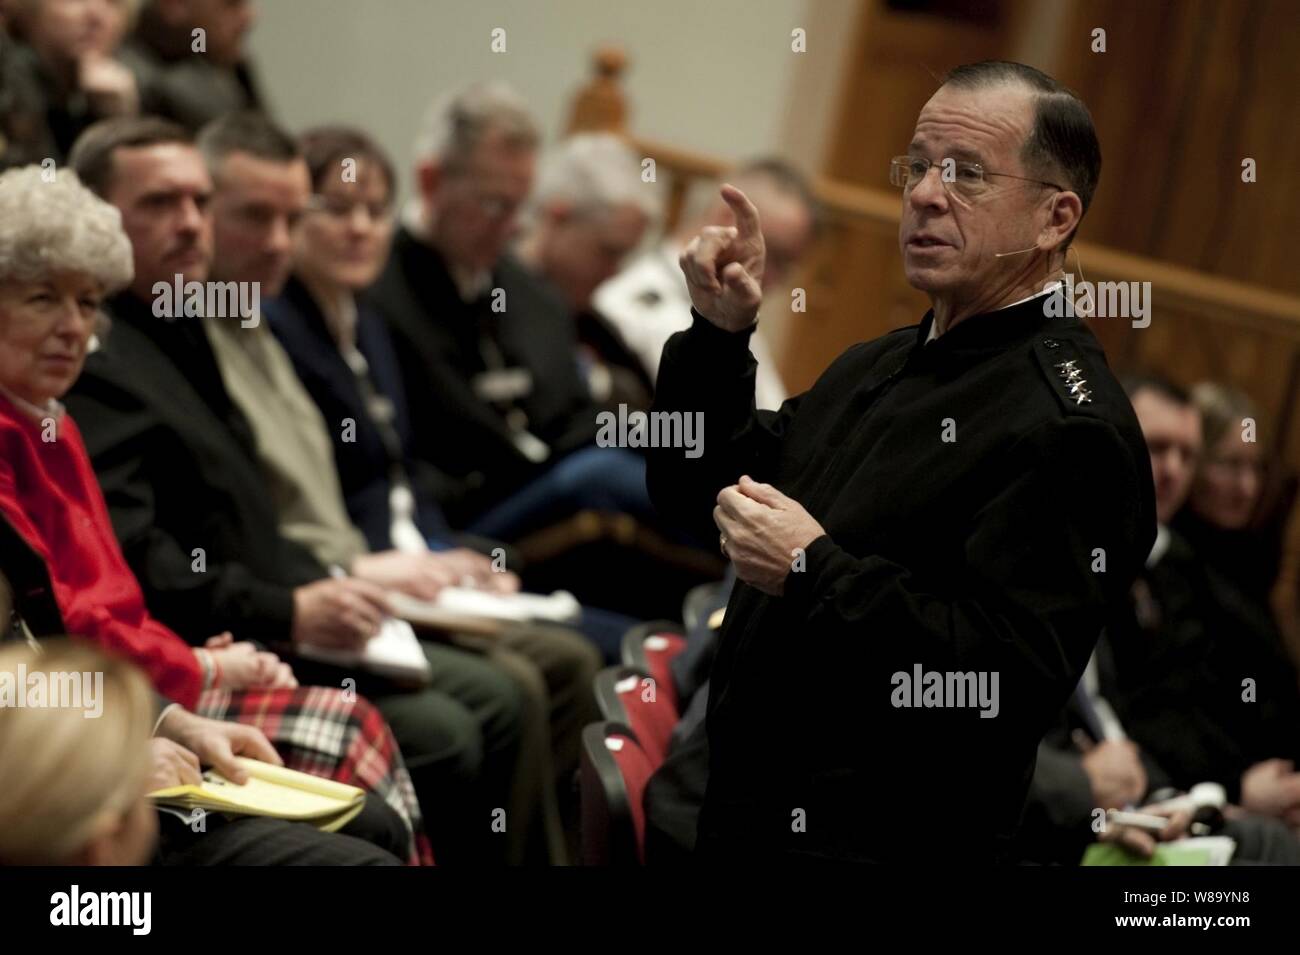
[298, 125, 396, 197]
[196, 111, 298, 173]
[68, 116, 193, 197]
[943, 61, 1101, 242]
[1121, 373, 1192, 407]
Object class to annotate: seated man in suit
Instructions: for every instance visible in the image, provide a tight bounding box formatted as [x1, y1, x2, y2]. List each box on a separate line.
[197, 112, 601, 864]
[1100, 376, 1300, 825]
[64, 115, 528, 865]
[370, 80, 652, 541]
[1017, 677, 1300, 865]
[513, 133, 661, 413]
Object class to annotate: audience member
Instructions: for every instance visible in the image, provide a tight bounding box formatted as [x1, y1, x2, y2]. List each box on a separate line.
[371, 81, 653, 540]
[266, 123, 637, 665]
[1100, 376, 1300, 824]
[0, 0, 139, 166]
[514, 132, 660, 412]
[1017, 679, 1300, 864]
[1173, 381, 1286, 620]
[0, 638, 404, 864]
[0, 638, 159, 865]
[198, 111, 601, 863]
[118, 0, 263, 131]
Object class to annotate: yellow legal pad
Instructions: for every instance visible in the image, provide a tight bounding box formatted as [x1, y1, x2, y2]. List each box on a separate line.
[150, 757, 366, 832]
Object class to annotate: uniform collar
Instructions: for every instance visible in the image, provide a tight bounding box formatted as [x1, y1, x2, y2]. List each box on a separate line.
[924, 281, 1062, 345]
[915, 284, 1073, 357]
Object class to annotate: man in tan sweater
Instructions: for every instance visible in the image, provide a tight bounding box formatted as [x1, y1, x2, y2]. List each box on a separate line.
[199, 112, 600, 865]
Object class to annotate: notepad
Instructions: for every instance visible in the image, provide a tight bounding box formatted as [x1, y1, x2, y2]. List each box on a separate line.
[296, 616, 432, 683]
[150, 757, 366, 832]
[1081, 836, 1236, 866]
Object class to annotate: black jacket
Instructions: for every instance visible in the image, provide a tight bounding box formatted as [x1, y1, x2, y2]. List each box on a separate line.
[0, 508, 66, 641]
[0, 41, 108, 169]
[63, 294, 325, 644]
[1098, 530, 1300, 799]
[370, 228, 599, 523]
[265, 276, 453, 551]
[647, 293, 1156, 862]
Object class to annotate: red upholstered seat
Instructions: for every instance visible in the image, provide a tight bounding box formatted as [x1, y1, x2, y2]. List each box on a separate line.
[639, 631, 688, 712]
[594, 665, 679, 766]
[579, 722, 656, 865]
[620, 621, 689, 713]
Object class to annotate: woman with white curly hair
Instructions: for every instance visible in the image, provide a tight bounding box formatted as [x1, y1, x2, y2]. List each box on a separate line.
[0, 164, 433, 864]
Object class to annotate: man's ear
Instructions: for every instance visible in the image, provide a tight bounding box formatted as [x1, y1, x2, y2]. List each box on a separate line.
[546, 198, 574, 226]
[1041, 190, 1083, 252]
[416, 160, 442, 202]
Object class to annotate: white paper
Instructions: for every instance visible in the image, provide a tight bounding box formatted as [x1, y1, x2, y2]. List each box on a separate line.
[427, 587, 582, 624]
[297, 617, 430, 683]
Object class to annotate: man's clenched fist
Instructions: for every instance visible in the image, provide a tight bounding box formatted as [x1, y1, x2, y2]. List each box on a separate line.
[714, 475, 825, 596]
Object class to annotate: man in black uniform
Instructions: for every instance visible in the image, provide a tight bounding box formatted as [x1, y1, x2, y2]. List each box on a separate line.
[647, 61, 1156, 862]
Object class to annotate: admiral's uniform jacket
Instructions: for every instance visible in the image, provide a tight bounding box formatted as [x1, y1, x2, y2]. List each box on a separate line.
[646, 289, 1156, 862]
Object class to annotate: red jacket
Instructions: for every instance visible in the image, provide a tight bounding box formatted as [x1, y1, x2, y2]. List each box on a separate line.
[0, 394, 202, 707]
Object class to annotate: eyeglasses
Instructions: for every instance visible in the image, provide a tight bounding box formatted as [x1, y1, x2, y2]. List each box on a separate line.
[458, 191, 520, 221]
[305, 194, 393, 224]
[1204, 455, 1264, 478]
[890, 155, 1064, 206]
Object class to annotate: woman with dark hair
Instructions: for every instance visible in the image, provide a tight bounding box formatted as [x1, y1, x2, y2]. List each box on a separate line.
[1173, 382, 1285, 618]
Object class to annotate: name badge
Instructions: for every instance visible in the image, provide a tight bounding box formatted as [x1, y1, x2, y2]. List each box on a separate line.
[473, 368, 533, 403]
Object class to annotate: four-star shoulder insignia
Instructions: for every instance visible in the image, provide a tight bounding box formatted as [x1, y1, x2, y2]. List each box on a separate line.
[1033, 338, 1101, 413]
[1052, 358, 1093, 404]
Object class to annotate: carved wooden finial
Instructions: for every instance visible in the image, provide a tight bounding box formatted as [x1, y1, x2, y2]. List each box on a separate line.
[565, 44, 630, 137]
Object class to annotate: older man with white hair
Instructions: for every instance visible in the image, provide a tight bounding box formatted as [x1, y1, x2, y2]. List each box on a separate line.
[514, 133, 661, 410]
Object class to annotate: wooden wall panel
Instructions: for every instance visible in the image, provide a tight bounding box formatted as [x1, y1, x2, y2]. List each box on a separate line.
[1051, 0, 1300, 293]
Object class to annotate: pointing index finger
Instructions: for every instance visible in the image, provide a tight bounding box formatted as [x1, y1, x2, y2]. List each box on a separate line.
[720, 183, 761, 238]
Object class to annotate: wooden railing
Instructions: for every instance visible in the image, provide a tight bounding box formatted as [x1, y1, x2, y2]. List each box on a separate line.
[632, 135, 1300, 340]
